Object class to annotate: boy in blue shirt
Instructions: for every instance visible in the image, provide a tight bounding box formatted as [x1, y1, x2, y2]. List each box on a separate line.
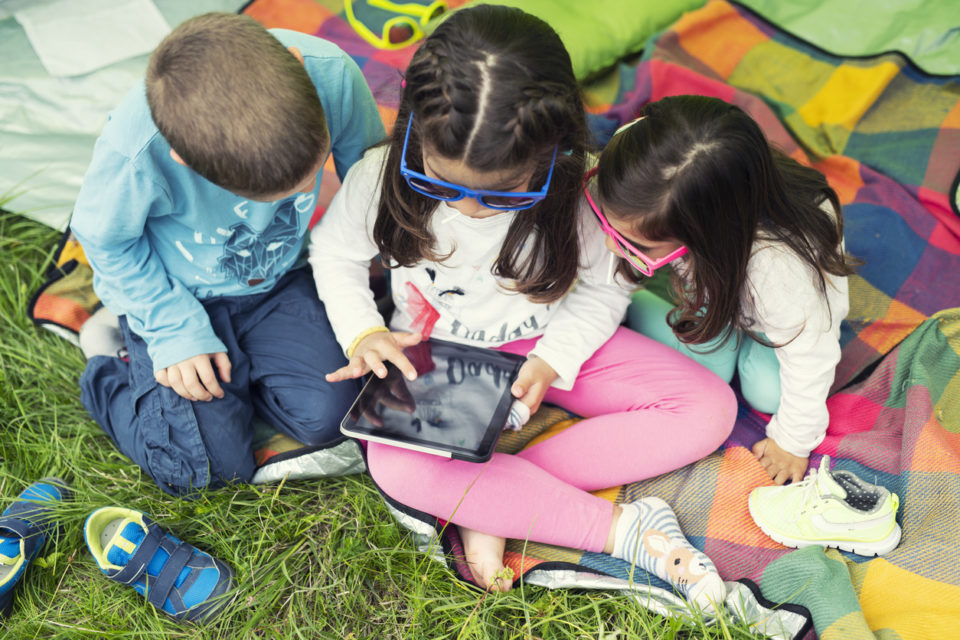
[71, 13, 384, 495]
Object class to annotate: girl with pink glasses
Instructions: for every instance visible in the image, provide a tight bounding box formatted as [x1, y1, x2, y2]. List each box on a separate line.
[310, 7, 736, 608]
[589, 95, 856, 486]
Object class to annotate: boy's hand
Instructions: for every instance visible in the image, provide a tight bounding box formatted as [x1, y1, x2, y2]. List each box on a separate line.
[155, 352, 232, 402]
[511, 356, 558, 415]
[327, 331, 422, 382]
[752, 437, 808, 485]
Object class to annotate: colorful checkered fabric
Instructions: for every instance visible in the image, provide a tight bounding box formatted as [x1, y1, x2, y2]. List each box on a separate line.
[235, 1, 958, 635]
[586, 0, 960, 387]
[499, 4, 958, 636]
[26, 1, 960, 633]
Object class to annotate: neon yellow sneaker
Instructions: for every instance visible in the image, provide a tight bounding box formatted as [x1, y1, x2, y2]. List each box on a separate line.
[748, 456, 901, 556]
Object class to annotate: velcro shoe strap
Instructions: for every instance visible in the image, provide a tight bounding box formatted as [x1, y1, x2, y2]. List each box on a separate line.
[146, 543, 194, 612]
[0, 518, 38, 540]
[109, 527, 164, 585]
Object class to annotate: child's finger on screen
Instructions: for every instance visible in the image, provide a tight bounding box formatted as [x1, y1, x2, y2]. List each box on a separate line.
[363, 350, 389, 378]
[523, 387, 544, 415]
[326, 359, 368, 381]
[362, 406, 384, 427]
[384, 348, 417, 381]
[511, 377, 542, 414]
[378, 391, 414, 414]
[386, 376, 415, 409]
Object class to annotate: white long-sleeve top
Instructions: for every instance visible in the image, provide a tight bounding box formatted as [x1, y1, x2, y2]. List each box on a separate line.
[740, 230, 849, 458]
[309, 147, 632, 390]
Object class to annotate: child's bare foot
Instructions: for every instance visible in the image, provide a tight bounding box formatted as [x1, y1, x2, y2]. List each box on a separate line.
[457, 525, 512, 592]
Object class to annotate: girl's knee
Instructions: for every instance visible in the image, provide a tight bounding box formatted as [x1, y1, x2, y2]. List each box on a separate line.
[739, 375, 780, 414]
[737, 341, 781, 414]
[691, 375, 738, 447]
[367, 443, 447, 498]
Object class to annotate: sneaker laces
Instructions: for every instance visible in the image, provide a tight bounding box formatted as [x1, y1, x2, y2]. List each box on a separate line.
[796, 469, 824, 514]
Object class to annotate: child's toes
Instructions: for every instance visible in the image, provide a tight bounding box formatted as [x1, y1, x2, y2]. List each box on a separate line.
[458, 526, 511, 592]
[476, 560, 513, 593]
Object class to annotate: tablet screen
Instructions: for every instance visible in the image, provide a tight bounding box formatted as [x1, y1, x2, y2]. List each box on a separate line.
[340, 339, 525, 461]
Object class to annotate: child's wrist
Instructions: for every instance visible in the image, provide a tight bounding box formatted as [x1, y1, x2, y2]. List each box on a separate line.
[347, 325, 390, 357]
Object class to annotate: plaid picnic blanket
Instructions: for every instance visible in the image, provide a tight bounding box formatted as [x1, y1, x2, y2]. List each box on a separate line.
[27, 1, 960, 635]
[323, 1, 960, 637]
[493, 3, 958, 637]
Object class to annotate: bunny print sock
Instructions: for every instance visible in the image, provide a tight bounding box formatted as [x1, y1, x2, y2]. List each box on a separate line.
[612, 497, 726, 611]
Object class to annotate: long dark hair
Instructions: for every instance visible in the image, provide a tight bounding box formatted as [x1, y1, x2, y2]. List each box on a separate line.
[374, 4, 589, 303]
[597, 95, 856, 346]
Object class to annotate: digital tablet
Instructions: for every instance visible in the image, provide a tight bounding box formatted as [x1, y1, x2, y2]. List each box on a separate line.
[340, 338, 526, 462]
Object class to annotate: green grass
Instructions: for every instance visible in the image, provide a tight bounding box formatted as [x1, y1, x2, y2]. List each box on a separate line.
[0, 209, 766, 639]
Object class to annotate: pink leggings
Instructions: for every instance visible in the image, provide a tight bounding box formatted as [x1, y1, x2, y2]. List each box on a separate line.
[366, 327, 737, 552]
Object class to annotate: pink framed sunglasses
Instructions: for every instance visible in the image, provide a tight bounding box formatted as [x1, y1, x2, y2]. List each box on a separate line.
[582, 167, 687, 277]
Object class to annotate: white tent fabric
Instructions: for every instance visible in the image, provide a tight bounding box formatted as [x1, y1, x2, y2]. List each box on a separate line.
[0, 0, 245, 229]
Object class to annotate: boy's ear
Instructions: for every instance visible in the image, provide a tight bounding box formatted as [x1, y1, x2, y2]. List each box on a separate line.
[169, 149, 188, 166]
[288, 46, 304, 66]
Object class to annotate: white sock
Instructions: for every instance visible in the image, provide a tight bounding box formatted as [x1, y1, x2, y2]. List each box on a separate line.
[78, 307, 124, 360]
[611, 497, 726, 611]
[504, 400, 530, 431]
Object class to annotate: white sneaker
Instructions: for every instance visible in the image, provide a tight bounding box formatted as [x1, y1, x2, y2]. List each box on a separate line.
[748, 456, 901, 556]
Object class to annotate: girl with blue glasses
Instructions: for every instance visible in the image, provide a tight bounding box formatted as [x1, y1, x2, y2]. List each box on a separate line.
[310, 5, 736, 609]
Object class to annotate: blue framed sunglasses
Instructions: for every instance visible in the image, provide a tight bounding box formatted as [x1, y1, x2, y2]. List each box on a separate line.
[399, 116, 558, 211]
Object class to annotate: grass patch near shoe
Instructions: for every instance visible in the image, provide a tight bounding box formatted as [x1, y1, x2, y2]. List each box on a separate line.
[749, 456, 901, 557]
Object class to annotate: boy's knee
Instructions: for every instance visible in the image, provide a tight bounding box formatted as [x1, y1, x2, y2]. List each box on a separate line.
[122, 386, 256, 495]
[284, 418, 342, 447]
[144, 444, 255, 496]
[261, 380, 359, 446]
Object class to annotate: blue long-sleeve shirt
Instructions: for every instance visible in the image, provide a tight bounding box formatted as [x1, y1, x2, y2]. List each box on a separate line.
[71, 31, 384, 371]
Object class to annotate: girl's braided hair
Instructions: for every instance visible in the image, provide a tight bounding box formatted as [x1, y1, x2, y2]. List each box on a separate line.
[374, 4, 589, 303]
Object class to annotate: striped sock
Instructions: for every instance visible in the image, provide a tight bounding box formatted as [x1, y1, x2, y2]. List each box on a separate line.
[612, 496, 726, 611]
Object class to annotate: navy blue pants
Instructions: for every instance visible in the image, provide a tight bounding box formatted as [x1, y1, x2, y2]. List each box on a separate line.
[79, 268, 359, 495]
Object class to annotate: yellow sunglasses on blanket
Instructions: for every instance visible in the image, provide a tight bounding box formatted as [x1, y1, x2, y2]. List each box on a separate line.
[344, 0, 448, 50]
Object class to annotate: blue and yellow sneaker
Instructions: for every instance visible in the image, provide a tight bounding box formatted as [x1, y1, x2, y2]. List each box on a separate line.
[0, 478, 72, 616]
[84, 507, 235, 623]
[749, 456, 901, 557]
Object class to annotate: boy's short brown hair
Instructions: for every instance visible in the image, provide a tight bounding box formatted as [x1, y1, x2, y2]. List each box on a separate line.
[146, 13, 328, 198]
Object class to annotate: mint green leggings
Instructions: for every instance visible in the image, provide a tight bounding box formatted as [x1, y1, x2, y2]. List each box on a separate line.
[628, 289, 781, 414]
